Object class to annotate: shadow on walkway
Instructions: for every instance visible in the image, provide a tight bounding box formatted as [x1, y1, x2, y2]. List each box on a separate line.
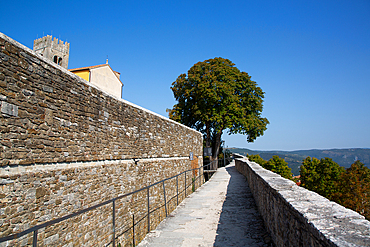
[214, 165, 273, 247]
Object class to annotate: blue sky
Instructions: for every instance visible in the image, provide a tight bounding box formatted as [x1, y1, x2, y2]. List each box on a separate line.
[1, 0, 369, 151]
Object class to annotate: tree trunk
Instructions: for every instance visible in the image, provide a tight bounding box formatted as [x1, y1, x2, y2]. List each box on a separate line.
[205, 122, 211, 148]
[211, 130, 223, 170]
[205, 122, 214, 169]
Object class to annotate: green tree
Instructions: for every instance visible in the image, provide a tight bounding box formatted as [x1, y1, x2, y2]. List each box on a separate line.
[248, 154, 292, 179]
[267, 155, 293, 179]
[334, 161, 370, 220]
[300, 157, 345, 199]
[300, 157, 320, 191]
[168, 58, 269, 169]
[247, 154, 267, 167]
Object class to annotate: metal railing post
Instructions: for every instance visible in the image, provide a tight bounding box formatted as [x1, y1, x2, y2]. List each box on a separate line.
[176, 175, 179, 206]
[198, 167, 200, 189]
[184, 171, 187, 197]
[112, 200, 116, 247]
[203, 166, 205, 184]
[162, 181, 167, 217]
[32, 230, 38, 247]
[147, 187, 150, 233]
[132, 214, 135, 247]
[191, 170, 195, 192]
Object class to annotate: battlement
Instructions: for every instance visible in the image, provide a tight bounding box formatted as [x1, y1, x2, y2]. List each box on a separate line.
[33, 35, 70, 69]
[33, 35, 70, 53]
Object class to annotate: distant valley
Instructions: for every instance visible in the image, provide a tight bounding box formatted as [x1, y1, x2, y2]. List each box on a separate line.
[229, 148, 370, 176]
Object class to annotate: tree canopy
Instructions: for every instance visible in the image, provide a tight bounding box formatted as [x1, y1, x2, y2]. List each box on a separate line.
[267, 155, 293, 179]
[333, 161, 370, 220]
[300, 157, 345, 199]
[247, 154, 267, 167]
[300, 157, 370, 220]
[168, 57, 269, 166]
[248, 154, 292, 179]
[300, 157, 321, 192]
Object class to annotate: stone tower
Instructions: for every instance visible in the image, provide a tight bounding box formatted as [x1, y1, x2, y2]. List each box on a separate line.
[33, 35, 70, 69]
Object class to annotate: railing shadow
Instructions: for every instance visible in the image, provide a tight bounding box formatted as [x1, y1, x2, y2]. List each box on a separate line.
[214, 164, 273, 247]
[0, 162, 213, 247]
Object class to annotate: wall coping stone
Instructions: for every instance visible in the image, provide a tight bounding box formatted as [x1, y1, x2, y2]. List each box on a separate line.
[234, 155, 370, 247]
[0, 32, 201, 136]
[0, 156, 196, 177]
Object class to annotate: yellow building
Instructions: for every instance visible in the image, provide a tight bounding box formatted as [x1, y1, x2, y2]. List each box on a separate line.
[69, 63, 123, 99]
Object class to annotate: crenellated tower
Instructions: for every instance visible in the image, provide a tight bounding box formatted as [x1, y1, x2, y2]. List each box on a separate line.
[33, 35, 70, 69]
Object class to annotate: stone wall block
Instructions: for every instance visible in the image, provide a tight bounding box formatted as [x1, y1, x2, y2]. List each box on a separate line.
[4, 42, 18, 55]
[17, 58, 28, 70]
[0, 101, 18, 117]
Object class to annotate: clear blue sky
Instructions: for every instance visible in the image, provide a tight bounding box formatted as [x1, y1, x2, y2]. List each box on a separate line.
[1, 0, 369, 151]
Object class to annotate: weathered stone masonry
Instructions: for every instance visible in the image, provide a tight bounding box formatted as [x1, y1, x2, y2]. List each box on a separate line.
[234, 154, 370, 247]
[0, 32, 203, 246]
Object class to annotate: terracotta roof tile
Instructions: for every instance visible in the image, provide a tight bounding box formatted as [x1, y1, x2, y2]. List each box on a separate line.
[68, 64, 107, 72]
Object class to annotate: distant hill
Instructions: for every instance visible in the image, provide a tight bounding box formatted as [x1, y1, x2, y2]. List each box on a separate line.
[229, 148, 370, 176]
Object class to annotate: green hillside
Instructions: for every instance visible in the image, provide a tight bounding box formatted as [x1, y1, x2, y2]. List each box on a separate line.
[230, 148, 370, 176]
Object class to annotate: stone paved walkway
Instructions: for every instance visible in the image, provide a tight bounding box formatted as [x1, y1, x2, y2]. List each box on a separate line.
[138, 161, 272, 247]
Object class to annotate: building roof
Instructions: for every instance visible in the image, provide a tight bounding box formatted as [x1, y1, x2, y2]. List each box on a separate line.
[69, 64, 122, 85]
[69, 64, 106, 72]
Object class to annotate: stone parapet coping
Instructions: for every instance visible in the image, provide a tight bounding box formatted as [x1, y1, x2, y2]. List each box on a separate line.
[0, 156, 195, 177]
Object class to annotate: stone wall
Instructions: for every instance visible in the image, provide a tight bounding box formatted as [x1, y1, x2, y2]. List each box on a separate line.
[234, 154, 370, 247]
[0, 32, 203, 246]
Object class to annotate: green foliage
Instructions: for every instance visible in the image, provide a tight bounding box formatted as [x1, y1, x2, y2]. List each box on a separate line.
[230, 147, 370, 176]
[248, 154, 292, 180]
[333, 161, 370, 220]
[249, 152, 370, 220]
[168, 58, 269, 162]
[301, 158, 370, 220]
[247, 154, 267, 166]
[267, 155, 293, 180]
[300, 157, 321, 191]
[300, 157, 345, 200]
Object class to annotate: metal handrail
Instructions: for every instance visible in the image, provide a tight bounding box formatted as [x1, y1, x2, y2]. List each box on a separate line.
[0, 158, 230, 246]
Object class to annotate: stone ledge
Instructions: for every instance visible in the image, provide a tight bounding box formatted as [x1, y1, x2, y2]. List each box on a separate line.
[0, 156, 193, 176]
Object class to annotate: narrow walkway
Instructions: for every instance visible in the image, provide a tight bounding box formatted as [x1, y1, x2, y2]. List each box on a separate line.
[138, 161, 272, 247]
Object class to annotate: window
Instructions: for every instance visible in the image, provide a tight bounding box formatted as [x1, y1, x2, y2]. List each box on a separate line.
[53, 55, 63, 66]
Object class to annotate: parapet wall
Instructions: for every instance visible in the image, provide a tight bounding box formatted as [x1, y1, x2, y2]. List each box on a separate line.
[234, 154, 370, 247]
[1, 32, 200, 165]
[0, 32, 203, 246]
